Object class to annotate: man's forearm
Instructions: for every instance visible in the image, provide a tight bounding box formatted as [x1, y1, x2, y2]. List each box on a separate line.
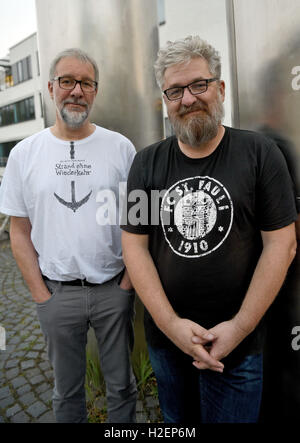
[193, 224, 297, 365]
[122, 231, 224, 371]
[10, 217, 50, 303]
[122, 234, 177, 331]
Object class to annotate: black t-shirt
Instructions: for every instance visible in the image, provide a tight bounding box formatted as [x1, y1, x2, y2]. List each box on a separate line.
[122, 126, 297, 366]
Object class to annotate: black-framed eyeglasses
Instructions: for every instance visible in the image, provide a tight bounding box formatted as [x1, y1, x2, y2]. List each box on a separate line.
[163, 78, 218, 101]
[52, 76, 98, 93]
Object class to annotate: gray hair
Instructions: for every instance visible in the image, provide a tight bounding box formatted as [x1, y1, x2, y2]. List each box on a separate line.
[154, 35, 221, 89]
[49, 48, 99, 82]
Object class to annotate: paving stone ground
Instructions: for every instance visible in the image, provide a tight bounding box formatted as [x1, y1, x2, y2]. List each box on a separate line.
[0, 237, 161, 423]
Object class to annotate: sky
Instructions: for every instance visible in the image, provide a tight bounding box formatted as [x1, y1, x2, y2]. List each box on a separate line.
[0, 0, 37, 59]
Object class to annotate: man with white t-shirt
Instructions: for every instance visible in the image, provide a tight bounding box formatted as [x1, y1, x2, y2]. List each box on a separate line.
[0, 48, 137, 423]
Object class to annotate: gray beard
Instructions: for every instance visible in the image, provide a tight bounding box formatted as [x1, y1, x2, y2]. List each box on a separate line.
[170, 96, 224, 147]
[60, 107, 89, 128]
[55, 97, 90, 128]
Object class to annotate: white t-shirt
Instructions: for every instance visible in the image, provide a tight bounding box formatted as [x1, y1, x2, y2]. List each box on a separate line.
[0, 125, 136, 283]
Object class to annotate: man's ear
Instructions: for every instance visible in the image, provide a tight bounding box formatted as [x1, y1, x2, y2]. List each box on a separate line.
[219, 80, 225, 102]
[48, 81, 54, 100]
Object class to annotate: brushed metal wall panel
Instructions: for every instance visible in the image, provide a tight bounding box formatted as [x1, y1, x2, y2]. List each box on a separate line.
[35, 0, 163, 150]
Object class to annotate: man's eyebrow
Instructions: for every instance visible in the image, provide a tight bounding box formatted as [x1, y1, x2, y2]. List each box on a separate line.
[59, 74, 95, 81]
[166, 77, 207, 89]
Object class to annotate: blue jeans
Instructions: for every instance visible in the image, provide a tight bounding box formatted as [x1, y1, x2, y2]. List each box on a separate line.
[148, 344, 263, 423]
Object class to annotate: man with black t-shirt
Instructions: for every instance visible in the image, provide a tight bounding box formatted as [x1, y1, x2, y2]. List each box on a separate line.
[121, 36, 297, 423]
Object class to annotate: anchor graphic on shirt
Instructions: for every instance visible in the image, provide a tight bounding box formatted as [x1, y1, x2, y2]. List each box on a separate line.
[54, 181, 92, 213]
[54, 141, 92, 212]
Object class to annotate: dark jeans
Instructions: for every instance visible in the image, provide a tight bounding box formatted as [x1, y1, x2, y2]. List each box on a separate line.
[148, 344, 263, 423]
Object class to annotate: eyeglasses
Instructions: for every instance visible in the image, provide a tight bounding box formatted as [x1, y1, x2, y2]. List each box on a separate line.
[163, 78, 218, 101]
[52, 76, 98, 93]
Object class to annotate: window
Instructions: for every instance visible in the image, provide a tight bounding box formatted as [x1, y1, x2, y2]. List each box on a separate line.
[17, 60, 24, 82]
[36, 51, 40, 76]
[11, 56, 32, 85]
[5, 67, 13, 88]
[27, 56, 32, 79]
[0, 103, 14, 126]
[39, 93, 43, 117]
[0, 97, 35, 127]
[0, 140, 21, 166]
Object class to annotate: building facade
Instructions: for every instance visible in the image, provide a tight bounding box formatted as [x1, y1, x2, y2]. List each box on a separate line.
[0, 33, 44, 178]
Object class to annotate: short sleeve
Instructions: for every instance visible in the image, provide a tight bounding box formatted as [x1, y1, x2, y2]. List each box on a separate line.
[0, 147, 28, 217]
[121, 138, 136, 180]
[120, 151, 150, 234]
[256, 142, 298, 231]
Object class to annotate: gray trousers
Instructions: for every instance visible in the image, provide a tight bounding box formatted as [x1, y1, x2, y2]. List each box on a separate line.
[36, 274, 137, 423]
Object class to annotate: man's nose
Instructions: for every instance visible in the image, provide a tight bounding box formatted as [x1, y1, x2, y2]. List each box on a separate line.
[70, 82, 83, 96]
[181, 87, 197, 106]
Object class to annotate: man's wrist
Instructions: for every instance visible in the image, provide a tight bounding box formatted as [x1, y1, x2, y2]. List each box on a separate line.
[31, 291, 52, 303]
[30, 284, 51, 303]
[157, 312, 180, 337]
[231, 311, 257, 337]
